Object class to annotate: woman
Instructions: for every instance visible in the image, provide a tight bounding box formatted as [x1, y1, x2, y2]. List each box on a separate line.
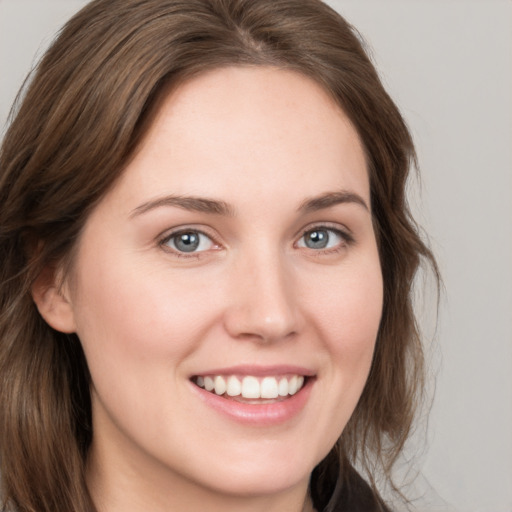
[0, 0, 437, 511]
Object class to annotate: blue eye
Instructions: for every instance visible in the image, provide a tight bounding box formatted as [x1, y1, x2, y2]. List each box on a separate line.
[297, 228, 346, 250]
[163, 230, 215, 253]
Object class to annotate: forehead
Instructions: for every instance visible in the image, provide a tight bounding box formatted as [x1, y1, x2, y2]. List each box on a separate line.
[112, 66, 369, 210]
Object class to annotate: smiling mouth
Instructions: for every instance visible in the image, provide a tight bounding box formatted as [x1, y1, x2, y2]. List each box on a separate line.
[191, 374, 307, 402]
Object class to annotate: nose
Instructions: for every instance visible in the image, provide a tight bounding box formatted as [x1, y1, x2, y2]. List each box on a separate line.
[223, 249, 302, 343]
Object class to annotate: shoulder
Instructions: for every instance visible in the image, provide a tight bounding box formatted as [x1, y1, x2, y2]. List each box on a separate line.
[329, 468, 391, 512]
[311, 459, 391, 512]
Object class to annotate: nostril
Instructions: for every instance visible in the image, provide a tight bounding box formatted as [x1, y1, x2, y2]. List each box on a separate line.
[222, 269, 301, 342]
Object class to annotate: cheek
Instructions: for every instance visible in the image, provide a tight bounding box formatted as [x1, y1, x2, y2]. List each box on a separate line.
[312, 258, 383, 348]
[69, 257, 224, 443]
[291, 257, 382, 459]
[308, 256, 383, 399]
[73, 266, 216, 367]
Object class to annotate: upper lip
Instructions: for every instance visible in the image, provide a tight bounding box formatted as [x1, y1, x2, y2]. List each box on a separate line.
[191, 364, 316, 378]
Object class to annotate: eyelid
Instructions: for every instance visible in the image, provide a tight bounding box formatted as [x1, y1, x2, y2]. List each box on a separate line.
[158, 225, 222, 257]
[296, 222, 354, 243]
[156, 222, 353, 258]
[294, 223, 355, 254]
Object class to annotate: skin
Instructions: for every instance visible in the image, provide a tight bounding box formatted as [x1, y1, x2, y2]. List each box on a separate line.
[35, 66, 383, 512]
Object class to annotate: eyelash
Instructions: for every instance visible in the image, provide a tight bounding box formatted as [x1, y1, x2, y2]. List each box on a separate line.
[159, 228, 219, 259]
[297, 225, 354, 255]
[158, 224, 354, 259]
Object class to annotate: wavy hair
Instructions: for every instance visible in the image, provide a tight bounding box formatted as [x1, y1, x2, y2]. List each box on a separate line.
[0, 1, 438, 510]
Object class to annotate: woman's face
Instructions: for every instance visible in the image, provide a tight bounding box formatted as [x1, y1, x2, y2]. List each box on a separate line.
[62, 67, 383, 505]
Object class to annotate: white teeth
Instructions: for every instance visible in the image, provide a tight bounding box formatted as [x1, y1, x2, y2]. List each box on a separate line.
[204, 376, 214, 392]
[260, 377, 279, 399]
[242, 376, 260, 399]
[288, 375, 298, 395]
[278, 377, 289, 396]
[194, 374, 307, 399]
[214, 376, 227, 395]
[226, 375, 242, 397]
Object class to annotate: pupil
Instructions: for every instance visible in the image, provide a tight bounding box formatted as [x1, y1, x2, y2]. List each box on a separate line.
[307, 230, 328, 249]
[175, 232, 199, 252]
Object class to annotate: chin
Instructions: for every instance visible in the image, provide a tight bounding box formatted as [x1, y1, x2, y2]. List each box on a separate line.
[175, 438, 327, 498]
[198, 463, 312, 497]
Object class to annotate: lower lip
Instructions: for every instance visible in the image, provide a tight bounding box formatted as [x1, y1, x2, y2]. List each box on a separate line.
[190, 379, 313, 426]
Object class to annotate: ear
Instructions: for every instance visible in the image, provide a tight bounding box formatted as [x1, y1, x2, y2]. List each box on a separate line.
[31, 266, 77, 333]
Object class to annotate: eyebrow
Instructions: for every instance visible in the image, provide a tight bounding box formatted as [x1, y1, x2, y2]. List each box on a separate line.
[130, 189, 369, 218]
[130, 195, 235, 217]
[298, 190, 369, 213]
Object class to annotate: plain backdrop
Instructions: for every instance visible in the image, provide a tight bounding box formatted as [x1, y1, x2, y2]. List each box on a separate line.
[1, 1, 511, 511]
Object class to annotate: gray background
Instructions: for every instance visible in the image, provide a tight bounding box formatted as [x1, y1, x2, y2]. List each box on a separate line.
[1, 1, 511, 511]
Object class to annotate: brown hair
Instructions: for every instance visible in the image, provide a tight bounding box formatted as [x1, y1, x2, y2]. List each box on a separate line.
[0, 0, 438, 510]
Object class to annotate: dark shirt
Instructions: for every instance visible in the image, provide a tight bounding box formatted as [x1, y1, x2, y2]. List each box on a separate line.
[311, 460, 391, 512]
